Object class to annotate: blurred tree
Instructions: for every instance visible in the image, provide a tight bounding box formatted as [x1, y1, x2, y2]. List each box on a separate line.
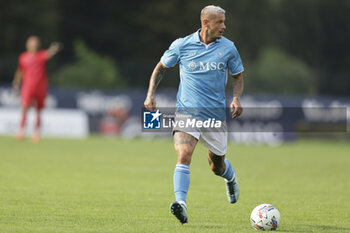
[52, 40, 124, 88]
[245, 47, 312, 94]
[0, 0, 349, 96]
[278, 0, 350, 95]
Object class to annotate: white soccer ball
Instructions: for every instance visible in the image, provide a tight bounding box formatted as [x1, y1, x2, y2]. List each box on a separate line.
[250, 204, 280, 231]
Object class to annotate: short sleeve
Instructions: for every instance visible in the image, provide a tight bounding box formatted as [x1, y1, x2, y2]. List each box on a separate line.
[227, 44, 244, 75]
[40, 50, 49, 61]
[160, 39, 181, 68]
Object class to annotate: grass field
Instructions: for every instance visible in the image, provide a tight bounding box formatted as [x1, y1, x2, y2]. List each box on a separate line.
[0, 136, 349, 233]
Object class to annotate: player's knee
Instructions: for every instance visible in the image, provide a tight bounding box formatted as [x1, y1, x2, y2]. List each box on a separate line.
[176, 148, 193, 164]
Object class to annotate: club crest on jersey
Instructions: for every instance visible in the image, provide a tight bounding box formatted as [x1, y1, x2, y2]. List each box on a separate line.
[188, 60, 197, 71]
[216, 51, 224, 58]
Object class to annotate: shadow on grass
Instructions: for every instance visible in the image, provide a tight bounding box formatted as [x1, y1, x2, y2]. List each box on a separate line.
[309, 225, 350, 232]
[279, 224, 350, 232]
[278, 230, 308, 232]
[186, 224, 224, 230]
[277, 228, 306, 233]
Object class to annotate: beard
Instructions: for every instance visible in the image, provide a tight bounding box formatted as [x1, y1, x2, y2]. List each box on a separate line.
[207, 26, 222, 39]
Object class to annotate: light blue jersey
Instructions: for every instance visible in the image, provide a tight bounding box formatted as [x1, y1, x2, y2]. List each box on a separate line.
[161, 29, 244, 121]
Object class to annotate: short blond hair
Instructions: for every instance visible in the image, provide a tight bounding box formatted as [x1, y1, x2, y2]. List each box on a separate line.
[200, 5, 225, 20]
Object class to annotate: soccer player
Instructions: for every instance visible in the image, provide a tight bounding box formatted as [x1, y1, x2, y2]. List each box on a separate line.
[144, 5, 244, 224]
[12, 36, 62, 143]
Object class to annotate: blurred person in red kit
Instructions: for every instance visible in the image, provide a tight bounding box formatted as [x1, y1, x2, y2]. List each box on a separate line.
[12, 36, 62, 143]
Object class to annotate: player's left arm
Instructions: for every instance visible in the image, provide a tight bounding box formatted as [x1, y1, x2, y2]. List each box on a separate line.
[47, 42, 63, 59]
[230, 72, 244, 118]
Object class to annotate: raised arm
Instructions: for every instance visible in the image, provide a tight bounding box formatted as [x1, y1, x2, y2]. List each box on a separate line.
[47, 42, 63, 59]
[230, 72, 244, 118]
[12, 68, 23, 94]
[144, 62, 167, 111]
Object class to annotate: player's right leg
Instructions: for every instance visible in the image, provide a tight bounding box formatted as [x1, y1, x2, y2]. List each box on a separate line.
[170, 131, 198, 224]
[16, 106, 28, 141]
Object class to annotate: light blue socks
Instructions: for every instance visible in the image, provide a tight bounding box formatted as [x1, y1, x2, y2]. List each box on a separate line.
[173, 163, 190, 205]
[221, 159, 235, 182]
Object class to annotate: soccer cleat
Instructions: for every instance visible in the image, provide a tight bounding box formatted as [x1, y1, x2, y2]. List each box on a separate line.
[15, 130, 25, 141]
[170, 202, 188, 224]
[32, 131, 40, 144]
[226, 176, 240, 204]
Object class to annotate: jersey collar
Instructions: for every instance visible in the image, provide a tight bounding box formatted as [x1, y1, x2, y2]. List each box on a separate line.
[194, 29, 222, 44]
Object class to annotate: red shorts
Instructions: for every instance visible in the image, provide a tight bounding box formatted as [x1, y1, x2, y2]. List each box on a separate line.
[21, 85, 47, 109]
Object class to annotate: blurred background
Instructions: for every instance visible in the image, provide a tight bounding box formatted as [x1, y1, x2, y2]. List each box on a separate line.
[0, 0, 349, 144]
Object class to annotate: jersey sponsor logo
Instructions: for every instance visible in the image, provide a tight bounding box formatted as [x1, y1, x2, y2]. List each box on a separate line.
[143, 110, 162, 129]
[199, 61, 225, 71]
[187, 61, 225, 71]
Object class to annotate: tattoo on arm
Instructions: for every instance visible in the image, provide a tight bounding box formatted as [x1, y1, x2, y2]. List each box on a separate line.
[147, 63, 166, 97]
[232, 73, 244, 99]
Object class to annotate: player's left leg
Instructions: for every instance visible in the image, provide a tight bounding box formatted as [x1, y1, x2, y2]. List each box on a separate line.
[208, 151, 240, 203]
[200, 121, 239, 203]
[32, 107, 42, 143]
[32, 91, 46, 143]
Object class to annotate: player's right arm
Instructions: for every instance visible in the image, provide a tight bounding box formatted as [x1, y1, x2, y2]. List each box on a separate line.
[144, 62, 167, 111]
[12, 68, 23, 94]
[144, 38, 180, 111]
